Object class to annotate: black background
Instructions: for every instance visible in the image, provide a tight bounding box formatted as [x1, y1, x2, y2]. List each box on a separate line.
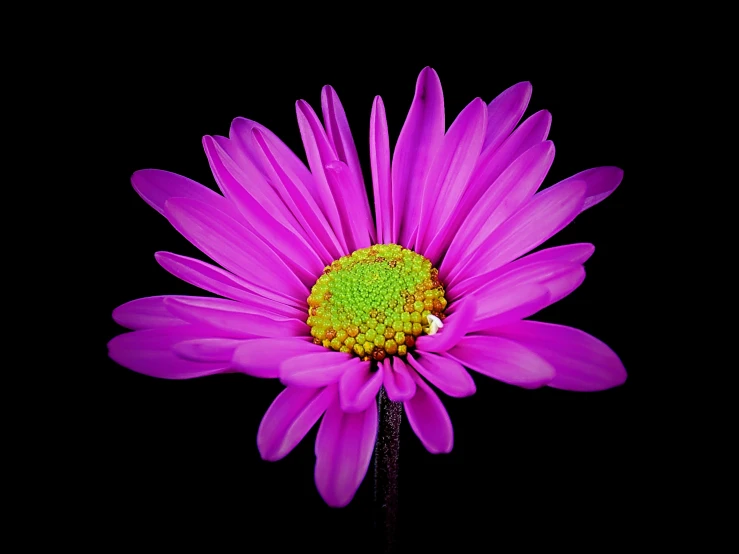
[86, 39, 663, 551]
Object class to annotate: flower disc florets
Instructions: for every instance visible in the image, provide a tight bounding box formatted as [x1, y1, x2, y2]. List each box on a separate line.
[307, 244, 447, 361]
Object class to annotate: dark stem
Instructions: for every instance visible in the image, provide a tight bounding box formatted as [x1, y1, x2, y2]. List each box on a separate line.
[374, 386, 401, 554]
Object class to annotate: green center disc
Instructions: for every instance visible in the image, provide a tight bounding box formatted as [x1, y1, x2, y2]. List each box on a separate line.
[307, 244, 447, 361]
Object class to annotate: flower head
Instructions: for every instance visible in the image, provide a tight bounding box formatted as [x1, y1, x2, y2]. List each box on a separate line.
[109, 67, 626, 507]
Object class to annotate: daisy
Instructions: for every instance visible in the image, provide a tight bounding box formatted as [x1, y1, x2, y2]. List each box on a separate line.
[108, 67, 626, 508]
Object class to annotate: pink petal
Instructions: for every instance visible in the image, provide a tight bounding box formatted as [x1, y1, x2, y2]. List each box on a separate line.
[448, 109, 552, 241]
[325, 161, 372, 251]
[469, 284, 551, 332]
[231, 338, 322, 378]
[392, 67, 445, 245]
[561, 166, 624, 212]
[315, 399, 377, 507]
[404, 369, 453, 454]
[483, 81, 533, 152]
[449, 243, 594, 299]
[321, 85, 375, 241]
[445, 335, 556, 387]
[163, 197, 307, 304]
[339, 362, 384, 413]
[130, 169, 240, 220]
[280, 352, 361, 387]
[382, 357, 416, 402]
[407, 352, 476, 398]
[252, 127, 343, 262]
[172, 337, 245, 362]
[112, 296, 188, 330]
[163, 296, 308, 339]
[257, 385, 337, 461]
[415, 298, 476, 353]
[295, 100, 347, 251]
[492, 321, 627, 391]
[154, 251, 306, 314]
[107, 326, 229, 379]
[440, 141, 555, 271]
[447, 180, 586, 286]
[416, 97, 487, 254]
[370, 96, 392, 244]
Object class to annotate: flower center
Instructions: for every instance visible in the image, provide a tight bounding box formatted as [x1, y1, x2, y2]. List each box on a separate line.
[307, 244, 447, 361]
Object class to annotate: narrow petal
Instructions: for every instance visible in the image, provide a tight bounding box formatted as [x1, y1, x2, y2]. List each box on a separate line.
[172, 337, 245, 362]
[257, 385, 337, 461]
[154, 251, 306, 315]
[382, 357, 416, 402]
[483, 81, 533, 152]
[325, 161, 372, 251]
[415, 298, 476, 353]
[112, 296, 188, 330]
[231, 338, 322, 378]
[321, 85, 375, 240]
[252, 127, 343, 261]
[492, 321, 627, 391]
[407, 352, 476, 398]
[130, 169, 240, 220]
[295, 100, 347, 251]
[446, 335, 556, 387]
[107, 326, 229, 379]
[449, 243, 594, 299]
[560, 166, 624, 212]
[339, 362, 384, 413]
[370, 96, 392, 244]
[416, 98, 487, 253]
[447, 180, 586, 286]
[163, 297, 308, 339]
[164, 197, 308, 304]
[404, 369, 453, 453]
[392, 67, 444, 245]
[469, 284, 551, 332]
[280, 352, 361, 387]
[315, 399, 377, 507]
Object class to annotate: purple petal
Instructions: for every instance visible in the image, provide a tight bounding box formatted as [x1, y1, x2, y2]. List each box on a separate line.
[163, 197, 307, 304]
[469, 284, 551, 332]
[339, 362, 384, 413]
[445, 335, 555, 387]
[415, 297, 476, 353]
[447, 180, 587, 286]
[407, 352, 476, 398]
[444, 110, 552, 247]
[295, 100, 347, 251]
[440, 141, 555, 270]
[231, 338, 322, 378]
[112, 296, 188, 330]
[154, 251, 306, 314]
[404, 369, 453, 454]
[172, 337, 245, 362]
[252, 127, 343, 262]
[163, 296, 308, 339]
[392, 67, 444, 245]
[130, 169, 240, 220]
[257, 385, 337, 461]
[321, 85, 375, 241]
[315, 399, 377, 507]
[483, 81, 532, 153]
[560, 166, 624, 212]
[492, 321, 627, 391]
[449, 243, 594, 299]
[416, 98, 487, 254]
[370, 96, 392, 244]
[280, 352, 361, 387]
[108, 326, 229, 379]
[382, 357, 416, 402]
[325, 161, 373, 251]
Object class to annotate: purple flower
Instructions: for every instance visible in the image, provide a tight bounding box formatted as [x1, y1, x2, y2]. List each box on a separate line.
[108, 67, 626, 507]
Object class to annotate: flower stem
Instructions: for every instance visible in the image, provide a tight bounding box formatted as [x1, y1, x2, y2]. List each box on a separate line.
[374, 386, 401, 553]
